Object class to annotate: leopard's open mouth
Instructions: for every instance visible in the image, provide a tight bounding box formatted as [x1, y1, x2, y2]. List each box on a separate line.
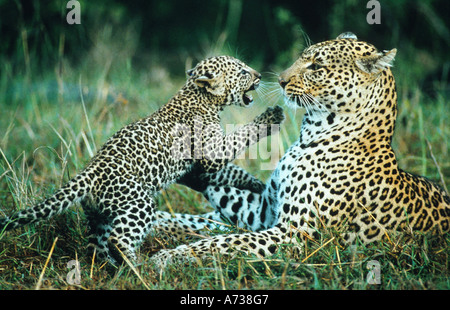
[243, 92, 253, 106]
[242, 82, 259, 106]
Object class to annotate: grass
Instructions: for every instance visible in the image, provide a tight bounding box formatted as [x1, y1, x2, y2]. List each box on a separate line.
[0, 25, 449, 291]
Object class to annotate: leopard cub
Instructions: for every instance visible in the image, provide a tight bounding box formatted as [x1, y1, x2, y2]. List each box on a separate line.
[0, 56, 284, 264]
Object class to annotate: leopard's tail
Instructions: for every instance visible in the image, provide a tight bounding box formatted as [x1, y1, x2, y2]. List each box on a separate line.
[0, 172, 92, 232]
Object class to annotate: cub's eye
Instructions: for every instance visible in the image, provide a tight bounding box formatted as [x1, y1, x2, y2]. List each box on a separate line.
[307, 63, 322, 71]
[240, 69, 250, 75]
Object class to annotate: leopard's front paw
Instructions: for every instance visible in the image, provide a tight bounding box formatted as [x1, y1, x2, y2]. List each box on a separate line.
[149, 249, 174, 272]
[149, 245, 197, 272]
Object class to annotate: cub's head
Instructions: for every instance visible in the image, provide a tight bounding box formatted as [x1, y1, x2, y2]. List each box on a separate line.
[187, 56, 261, 107]
[279, 32, 397, 114]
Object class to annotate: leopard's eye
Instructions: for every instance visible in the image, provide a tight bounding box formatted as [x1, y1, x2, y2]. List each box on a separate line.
[240, 69, 250, 75]
[307, 63, 322, 71]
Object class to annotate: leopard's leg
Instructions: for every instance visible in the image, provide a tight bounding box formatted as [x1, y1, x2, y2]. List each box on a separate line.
[149, 201, 327, 270]
[150, 210, 230, 242]
[149, 224, 296, 270]
[179, 163, 265, 193]
[98, 178, 156, 264]
[84, 201, 115, 263]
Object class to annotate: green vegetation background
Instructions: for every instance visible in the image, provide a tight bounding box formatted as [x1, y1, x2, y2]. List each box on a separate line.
[0, 0, 448, 290]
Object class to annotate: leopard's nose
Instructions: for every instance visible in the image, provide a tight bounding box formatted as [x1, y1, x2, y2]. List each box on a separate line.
[278, 77, 288, 89]
[252, 70, 261, 89]
[250, 69, 261, 80]
[279, 69, 291, 89]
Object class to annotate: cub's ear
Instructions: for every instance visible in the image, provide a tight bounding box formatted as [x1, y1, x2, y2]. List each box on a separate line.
[194, 72, 225, 96]
[336, 32, 357, 40]
[355, 48, 397, 74]
[186, 68, 194, 76]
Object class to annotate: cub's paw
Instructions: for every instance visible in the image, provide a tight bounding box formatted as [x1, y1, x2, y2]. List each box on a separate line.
[253, 106, 285, 126]
[252, 106, 284, 139]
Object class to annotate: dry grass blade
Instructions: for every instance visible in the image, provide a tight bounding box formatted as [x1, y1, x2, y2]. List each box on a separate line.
[90, 248, 96, 279]
[0, 147, 14, 178]
[426, 139, 448, 194]
[114, 243, 151, 290]
[35, 237, 58, 290]
[79, 75, 97, 154]
[301, 237, 334, 263]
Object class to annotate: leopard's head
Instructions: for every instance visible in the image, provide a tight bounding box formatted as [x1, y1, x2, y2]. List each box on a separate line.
[187, 56, 261, 107]
[278, 32, 397, 115]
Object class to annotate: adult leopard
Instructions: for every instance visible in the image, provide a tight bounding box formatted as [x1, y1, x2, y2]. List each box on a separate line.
[0, 56, 284, 264]
[150, 33, 450, 268]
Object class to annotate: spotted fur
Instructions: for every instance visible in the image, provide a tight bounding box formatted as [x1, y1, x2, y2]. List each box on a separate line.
[150, 34, 450, 268]
[0, 56, 284, 264]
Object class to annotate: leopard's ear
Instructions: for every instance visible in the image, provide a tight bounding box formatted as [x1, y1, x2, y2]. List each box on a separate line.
[355, 48, 397, 74]
[194, 72, 225, 96]
[336, 32, 357, 40]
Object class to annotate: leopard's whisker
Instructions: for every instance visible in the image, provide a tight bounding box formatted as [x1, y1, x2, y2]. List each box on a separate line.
[255, 81, 283, 106]
[304, 93, 327, 116]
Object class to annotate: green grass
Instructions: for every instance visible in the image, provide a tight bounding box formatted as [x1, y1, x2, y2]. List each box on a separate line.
[0, 25, 449, 290]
